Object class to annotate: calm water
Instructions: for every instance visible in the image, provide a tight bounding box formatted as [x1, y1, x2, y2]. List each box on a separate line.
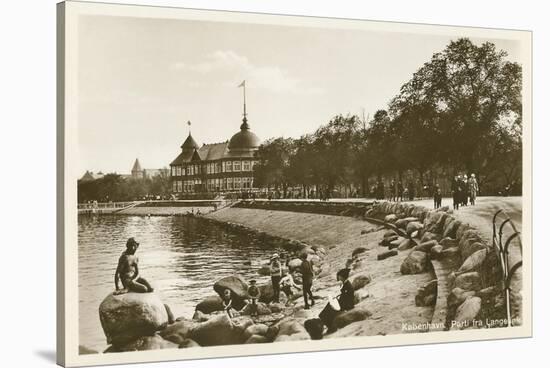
[78, 215, 279, 351]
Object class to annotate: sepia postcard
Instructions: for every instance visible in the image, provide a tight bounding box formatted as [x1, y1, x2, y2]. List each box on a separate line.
[57, 1, 532, 366]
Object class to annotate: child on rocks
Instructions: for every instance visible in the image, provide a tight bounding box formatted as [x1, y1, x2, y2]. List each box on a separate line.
[279, 270, 301, 305]
[246, 280, 261, 317]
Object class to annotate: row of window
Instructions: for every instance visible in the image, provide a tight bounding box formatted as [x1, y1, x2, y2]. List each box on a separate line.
[171, 160, 256, 177]
[172, 177, 254, 192]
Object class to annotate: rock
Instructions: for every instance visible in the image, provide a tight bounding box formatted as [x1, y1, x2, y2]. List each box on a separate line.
[241, 302, 272, 316]
[442, 219, 460, 239]
[447, 288, 477, 309]
[455, 272, 482, 291]
[414, 240, 438, 253]
[397, 239, 414, 251]
[160, 320, 197, 344]
[415, 279, 438, 306]
[179, 338, 201, 348]
[192, 310, 209, 322]
[455, 222, 471, 241]
[195, 295, 223, 314]
[458, 249, 488, 274]
[420, 232, 440, 244]
[276, 318, 307, 337]
[243, 323, 269, 340]
[269, 303, 285, 313]
[395, 218, 408, 230]
[188, 314, 252, 346]
[288, 258, 302, 271]
[351, 274, 372, 290]
[460, 241, 486, 262]
[423, 294, 436, 306]
[213, 275, 249, 309]
[440, 237, 458, 249]
[99, 292, 169, 346]
[454, 297, 482, 329]
[406, 221, 424, 236]
[423, 211, 445, 233]
[333, 308, 372, 330]
[78, 345, 98, 355]
[383, 229, 398, 239]
[304, 318, 324, 340]
[440, 247, 461, 260]
[275, 332, 310, 342]
[108, 334, 179, 352]
[257, 264, 271, 276]
[384, 214, 398, 223]
[389, 237, 405, 250]
[245, 335, 270, 344]
[258, 283, 274, 303]
[380, 234, 399, 247]
[476, 286, 498, 299]
[430, 245, 443, 259]
[354, 288, 370, 304]
[352, 247, 368, 258]
[400, 251, 428, 274]
[377, 249, 398, 260]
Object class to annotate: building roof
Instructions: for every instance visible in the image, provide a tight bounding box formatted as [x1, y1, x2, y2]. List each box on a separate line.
[181, 133, 200, 151]
[131, 158, 142, 172]
[80, 171, 105, 181]
[228, 119, 260, 150]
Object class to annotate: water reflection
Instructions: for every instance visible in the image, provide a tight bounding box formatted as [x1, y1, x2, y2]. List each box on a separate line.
[78, 215, 279, 351]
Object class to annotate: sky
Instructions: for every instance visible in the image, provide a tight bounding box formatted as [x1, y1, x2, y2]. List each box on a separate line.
[77, 15, 522, 175]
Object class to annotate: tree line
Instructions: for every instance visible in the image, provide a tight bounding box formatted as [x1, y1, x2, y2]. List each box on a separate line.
[253, 38, 523, 198]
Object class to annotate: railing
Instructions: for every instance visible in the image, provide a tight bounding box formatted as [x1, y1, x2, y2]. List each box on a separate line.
[492, 209, 523, 327]
[77, 201, 140, 210]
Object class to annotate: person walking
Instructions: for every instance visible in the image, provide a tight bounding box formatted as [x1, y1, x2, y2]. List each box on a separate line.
[300, 253, 315, 309]
[468, 174, 479, 205]
[269, 254, 282, 304]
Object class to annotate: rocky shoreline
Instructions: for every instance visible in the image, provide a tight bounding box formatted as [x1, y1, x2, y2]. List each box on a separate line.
[80, 200, 520, 354]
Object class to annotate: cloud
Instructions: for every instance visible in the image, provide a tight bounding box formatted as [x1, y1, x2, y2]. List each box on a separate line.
[171, 50, 323, 95]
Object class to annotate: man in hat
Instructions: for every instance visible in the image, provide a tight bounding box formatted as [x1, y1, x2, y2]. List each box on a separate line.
[269, 253, 282, 303]
[114, 237, 154, 295]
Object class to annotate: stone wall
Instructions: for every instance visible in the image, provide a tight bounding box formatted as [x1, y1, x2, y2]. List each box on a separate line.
[234, 200, 371, 217]
[365, 201, 519, 330]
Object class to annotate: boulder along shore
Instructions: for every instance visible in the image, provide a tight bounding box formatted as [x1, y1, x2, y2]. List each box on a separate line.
[90, 201, 513, 354]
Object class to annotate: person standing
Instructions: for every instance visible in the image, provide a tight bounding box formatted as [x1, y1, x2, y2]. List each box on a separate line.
[397, 181, 404, 202]
[451, 176, 460, 210]
[300, 253, 315, 309]
[389, 180, 396, 202]
[468, 174, 479, 205]
[460, 174, 469, 206]
[269, 254, 282, 304]
[433, 184, 442, 209]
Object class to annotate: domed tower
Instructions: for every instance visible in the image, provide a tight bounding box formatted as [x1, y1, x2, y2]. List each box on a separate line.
[229, 80, 260, 154]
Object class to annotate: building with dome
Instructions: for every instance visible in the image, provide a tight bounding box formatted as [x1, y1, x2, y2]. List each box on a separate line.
[169, 87, 261, 194]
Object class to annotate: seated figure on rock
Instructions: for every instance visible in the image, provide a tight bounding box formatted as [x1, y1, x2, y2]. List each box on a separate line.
[114, 237, 154, 295]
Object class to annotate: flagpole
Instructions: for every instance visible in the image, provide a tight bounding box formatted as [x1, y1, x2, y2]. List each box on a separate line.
[243, 81, 247, 120]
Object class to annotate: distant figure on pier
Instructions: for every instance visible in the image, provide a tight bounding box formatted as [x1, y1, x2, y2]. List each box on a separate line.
[114, 237, 154, 295]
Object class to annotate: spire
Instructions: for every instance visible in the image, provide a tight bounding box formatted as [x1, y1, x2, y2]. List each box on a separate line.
[131, 158, 142, 173]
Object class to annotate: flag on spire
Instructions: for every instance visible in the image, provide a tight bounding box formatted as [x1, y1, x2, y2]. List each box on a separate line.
[238, 80, 245, 88]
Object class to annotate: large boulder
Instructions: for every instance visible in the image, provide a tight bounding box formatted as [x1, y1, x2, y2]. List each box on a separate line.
[454, 297, 482, 329]
[243, 323, 269, 340]
[351, 274, 372, 290]
[458, 249, 488, 274]
[447, 287, 476, 309]
[258, 283, 274, 303]
[288, 258, 303, 271]
[214, 275, 249, 309]
[179, 338, 201, 348]
[440, 237, 458, 249]
[275, 318, 307, 337]
[241, 302, 272, 316]
[245, 335, 270, 344]
[333, 308, 372, 330]
[188, 314, 252, 346]
[105, 334, 178, 353]
[400, 251, 429, 275]
[99, 292, 169, 346]
[352, 247, 368, 258]
[304, 318, 324, 340]
[406, 221, 424, 236]
[455, 272, 482, 291]
[414, 240, 438, 253]
[442, 219, 460, 239]
[397, 239, 414, 251]
[195, 295, 223, 314]
[159, 319, 197, 345]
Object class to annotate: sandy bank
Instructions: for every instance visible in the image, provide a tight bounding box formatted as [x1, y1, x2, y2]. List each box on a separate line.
[206, 207, 435, 336]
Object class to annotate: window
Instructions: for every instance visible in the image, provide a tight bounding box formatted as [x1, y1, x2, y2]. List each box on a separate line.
[177, 181, 183, 193]
[216, 162, 222, 173]
[243, 161, 250, 171]
[233, 161, 241, 172]
[186, 166, 191, 175]
[172, 181, 177, 192]
[176, 166, 182, 176]
[227, 177, 233, 190]
[226, 161, 232, 172]
[234, 177, 241, 189]
[171, 166, 175, 176]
